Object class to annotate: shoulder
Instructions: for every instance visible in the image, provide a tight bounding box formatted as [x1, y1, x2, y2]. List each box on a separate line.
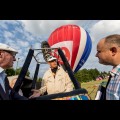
[58, 66, 65, 71]
[58, 66, 68, 75]
[43, 68, 52, 78]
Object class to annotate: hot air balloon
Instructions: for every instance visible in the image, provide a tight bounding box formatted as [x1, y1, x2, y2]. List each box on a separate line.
[48, 24, 92, 73]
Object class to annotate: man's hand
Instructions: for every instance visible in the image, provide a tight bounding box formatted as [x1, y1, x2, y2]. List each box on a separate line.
[29, 89, 41, 99]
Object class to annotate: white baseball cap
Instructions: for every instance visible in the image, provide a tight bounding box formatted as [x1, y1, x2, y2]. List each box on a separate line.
[0, 43, 18, 54]
[47, 56, 57, 62]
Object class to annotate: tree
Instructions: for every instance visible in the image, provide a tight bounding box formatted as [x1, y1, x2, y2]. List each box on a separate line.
[74, 68, 101, 83]
[37, 77, 42, 82]
[15, 67, 30, 77]
[5, 68, 15, 76]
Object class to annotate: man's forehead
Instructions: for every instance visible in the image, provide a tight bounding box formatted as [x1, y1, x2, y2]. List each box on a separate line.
[98, 38, 105, 44]
[97, 39, 105, 46]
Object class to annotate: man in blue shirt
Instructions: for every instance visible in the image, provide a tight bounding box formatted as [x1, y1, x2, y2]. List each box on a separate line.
[96, 34, 120, 100]
[0, 43, 27, 100]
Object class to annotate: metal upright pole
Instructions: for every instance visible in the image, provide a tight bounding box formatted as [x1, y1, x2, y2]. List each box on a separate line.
[13, 49, 34, 92]
[58, 48, 81, 89]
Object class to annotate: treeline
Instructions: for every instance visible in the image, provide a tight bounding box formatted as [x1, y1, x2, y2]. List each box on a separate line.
[5, 67, 30, 77]
[74, 68, 110, 83]
[6, 67, 110, 83]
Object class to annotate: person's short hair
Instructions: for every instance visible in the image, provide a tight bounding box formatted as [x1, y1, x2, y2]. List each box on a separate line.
[105, 34, 120, 46]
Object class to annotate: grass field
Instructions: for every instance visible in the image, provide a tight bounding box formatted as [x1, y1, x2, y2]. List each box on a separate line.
[81, 79, 108, 100]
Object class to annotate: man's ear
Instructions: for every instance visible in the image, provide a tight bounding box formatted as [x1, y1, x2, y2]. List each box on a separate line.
[110, 47, 117, 56]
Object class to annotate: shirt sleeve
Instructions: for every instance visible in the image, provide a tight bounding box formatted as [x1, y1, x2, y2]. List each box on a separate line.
[39, 74, 47, 95]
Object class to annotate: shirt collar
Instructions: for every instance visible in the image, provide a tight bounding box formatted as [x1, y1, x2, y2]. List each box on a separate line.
[49, 66, 60, 72]
[110, 64, 120, 77]
[0, 67, 5, 73]
[0, 67, 7, 77]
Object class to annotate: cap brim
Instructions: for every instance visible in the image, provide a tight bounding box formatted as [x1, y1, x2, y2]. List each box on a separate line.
[48, 58, 57, 62]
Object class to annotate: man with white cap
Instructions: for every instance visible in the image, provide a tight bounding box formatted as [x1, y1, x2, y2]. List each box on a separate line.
[0, 43, 27, 100]
[29, 55, 74, 98]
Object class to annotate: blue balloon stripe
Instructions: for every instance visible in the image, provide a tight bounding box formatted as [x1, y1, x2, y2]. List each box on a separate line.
[74, 33, 89, 72]
[74, 41, 91, 73]
[75, 31, 92, 72]
[74, 39, 91, 73]
[74, 31, 92, 73]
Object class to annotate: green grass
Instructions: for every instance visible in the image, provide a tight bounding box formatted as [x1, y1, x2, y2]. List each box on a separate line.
[81, 79, 108, 100]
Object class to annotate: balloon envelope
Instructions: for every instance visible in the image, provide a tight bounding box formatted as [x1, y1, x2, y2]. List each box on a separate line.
[48, 24, 92, 73]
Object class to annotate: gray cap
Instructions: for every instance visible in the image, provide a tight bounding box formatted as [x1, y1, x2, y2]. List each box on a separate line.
[0, 43, 18, 54]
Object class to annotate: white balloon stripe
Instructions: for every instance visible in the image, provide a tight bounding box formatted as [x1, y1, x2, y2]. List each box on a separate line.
[73, 27, 87, 71]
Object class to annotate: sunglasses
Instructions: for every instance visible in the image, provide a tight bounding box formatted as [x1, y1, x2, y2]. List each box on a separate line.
[4, 50, 16, 57]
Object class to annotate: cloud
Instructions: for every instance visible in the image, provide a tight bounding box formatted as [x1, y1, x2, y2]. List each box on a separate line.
[4, 20, 20, 26]
[90, 20, 120, 42]
[0, 20, 8, 29]
[4, 31, 14, 39]
[33, 42, 41, 49]
[17, 39, 30, 47]
[20, 20, 99, 37]
[21, 20, 77, 36]
[0, 20, 20, 30]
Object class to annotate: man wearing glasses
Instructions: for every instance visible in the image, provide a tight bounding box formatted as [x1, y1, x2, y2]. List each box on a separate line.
[0, 43, 27, 100]
[29, 55, 73, 98]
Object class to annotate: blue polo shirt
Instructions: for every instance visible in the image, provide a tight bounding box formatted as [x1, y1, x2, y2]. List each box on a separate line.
[0, 67, 6, 92]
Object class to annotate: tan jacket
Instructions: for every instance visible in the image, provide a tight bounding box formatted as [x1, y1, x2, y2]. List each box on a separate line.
[39, 66, 74, 95]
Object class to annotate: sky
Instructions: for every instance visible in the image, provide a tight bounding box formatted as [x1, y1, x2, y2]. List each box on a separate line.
[0, 20, 120, 78]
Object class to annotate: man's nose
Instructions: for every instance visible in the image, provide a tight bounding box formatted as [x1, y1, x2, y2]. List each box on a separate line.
[13, 57, 16, 61]
[95, 53, 98, 57]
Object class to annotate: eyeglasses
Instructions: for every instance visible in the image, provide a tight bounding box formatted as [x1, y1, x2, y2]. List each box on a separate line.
[4, 50, 16, 57]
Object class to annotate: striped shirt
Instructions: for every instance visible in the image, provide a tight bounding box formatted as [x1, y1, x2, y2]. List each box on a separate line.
[106, 64, 120, 100]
